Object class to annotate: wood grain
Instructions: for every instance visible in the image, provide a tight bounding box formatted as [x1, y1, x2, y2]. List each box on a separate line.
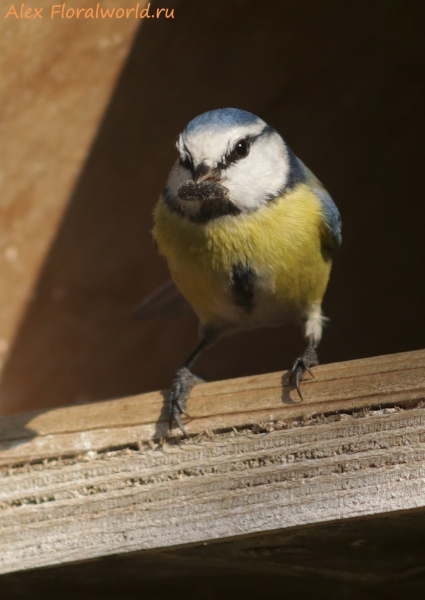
[4, 512, 425, 600]
[0, 350, 424, 574]
[0, 349, 423, 463]
[0, 0, 142, 398]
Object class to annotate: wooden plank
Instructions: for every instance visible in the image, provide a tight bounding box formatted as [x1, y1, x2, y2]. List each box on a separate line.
[0, 349, 424, 463]
[0, 0, 142, 388]
[3, 512, 425, 599]
[0, 350, 424, 574]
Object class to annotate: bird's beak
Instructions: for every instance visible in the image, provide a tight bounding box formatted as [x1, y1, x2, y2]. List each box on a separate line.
[193, 162, 216, 183]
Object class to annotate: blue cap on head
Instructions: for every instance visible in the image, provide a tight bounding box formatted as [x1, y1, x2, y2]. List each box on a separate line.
[184, 108, 261, 134]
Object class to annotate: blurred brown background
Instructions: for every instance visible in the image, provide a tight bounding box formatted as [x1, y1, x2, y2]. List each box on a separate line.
[0, 0, 424, 414]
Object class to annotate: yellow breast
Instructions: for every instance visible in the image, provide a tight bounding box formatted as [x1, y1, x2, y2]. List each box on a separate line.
[153, 184, 332, 331]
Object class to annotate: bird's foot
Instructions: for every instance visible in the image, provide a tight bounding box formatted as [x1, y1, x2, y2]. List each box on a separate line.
[290, 346, 319, 401]
[169, 367, 203, 436]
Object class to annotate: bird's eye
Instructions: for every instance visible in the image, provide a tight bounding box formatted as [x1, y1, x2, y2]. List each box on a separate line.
[234, 139, 249, 158]
[217, 138, 251, 170]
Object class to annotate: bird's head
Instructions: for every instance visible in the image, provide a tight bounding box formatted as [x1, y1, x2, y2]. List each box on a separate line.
[164, 108, 297, 221]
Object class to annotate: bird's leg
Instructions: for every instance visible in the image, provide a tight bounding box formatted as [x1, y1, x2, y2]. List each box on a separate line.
[290, 338, 319, 401]
[291, 304, 325, 400]
[169, 338, 209, 436]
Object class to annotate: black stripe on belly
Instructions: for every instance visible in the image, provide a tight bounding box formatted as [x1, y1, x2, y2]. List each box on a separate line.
[191, 197, 241, 224]
[231, 264, 255, 313]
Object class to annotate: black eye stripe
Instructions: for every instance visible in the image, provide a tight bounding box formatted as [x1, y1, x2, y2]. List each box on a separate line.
[178, 125, 273, 173]
[179, 155, 193, 170]
[179, 148, 194, 175]
[217, 138, 250, 169]
[217, 130, 269, 170]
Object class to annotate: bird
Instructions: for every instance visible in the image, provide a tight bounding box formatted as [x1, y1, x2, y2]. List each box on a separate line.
[136, 108, 341, 435]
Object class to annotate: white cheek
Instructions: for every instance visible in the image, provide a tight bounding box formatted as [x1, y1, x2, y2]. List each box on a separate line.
[223, 139, 289, 210]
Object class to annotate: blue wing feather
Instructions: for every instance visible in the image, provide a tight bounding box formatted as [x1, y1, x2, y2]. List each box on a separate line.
[297, 160, 342, 247]
[312, 186, 342, 247]
[286, 152, 342, 247]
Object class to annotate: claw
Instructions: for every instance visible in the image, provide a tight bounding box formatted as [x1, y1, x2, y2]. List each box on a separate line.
[172, 410, 189, 438]
[290, 346, 319, 401]
[304, 363, 315, 378]
[294, 369, 304, 402]
[169, 366, 201, 436]
[177, 403, 192, 419]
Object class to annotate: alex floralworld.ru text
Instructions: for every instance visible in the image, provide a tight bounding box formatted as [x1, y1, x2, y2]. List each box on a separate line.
[5, 3, 175, 19]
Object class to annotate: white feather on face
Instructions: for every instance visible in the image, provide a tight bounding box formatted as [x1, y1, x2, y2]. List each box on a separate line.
[166, 110, 291, 213]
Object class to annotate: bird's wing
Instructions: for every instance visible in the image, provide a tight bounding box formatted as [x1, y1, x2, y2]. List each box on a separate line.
[302, 163, 342, 247]
[313, 186, 342, 247]
[133, 280, 194, 320]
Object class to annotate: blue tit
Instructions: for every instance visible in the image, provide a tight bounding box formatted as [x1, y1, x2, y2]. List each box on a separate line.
[137, 108, 341, 435]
